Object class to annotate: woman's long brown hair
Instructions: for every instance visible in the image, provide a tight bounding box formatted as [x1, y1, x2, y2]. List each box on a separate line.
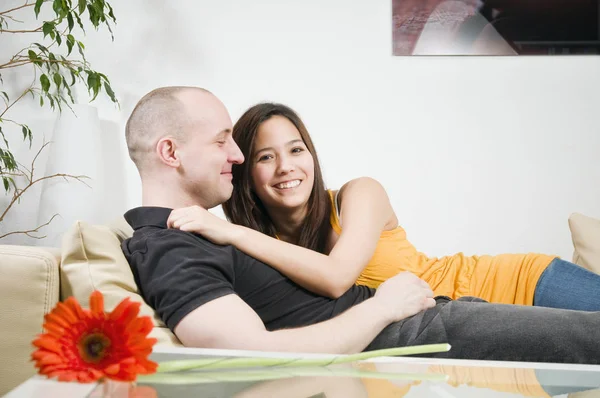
[222, 103, 332, 254]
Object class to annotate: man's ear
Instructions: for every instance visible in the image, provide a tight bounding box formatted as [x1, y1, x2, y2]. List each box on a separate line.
[156, 137, 181, 168]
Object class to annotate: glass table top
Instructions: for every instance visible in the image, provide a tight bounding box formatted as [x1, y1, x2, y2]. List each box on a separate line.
[87, 347, 600, 398]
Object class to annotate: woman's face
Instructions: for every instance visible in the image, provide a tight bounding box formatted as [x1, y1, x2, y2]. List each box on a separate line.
[250, 115, 315, 213]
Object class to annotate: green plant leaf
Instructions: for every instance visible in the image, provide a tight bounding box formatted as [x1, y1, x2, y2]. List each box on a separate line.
[67, 12, 74, 32]
[22, 125, 32, 144]
[78, 0, 86, 15]
[27, 50, 42, 67]
[53, 73, 62, 88]
[1, 91, 9, 102]
[87, 4, 100, 27]
[64, 83, 75, 103]
[42, 22, 54, 39]
[54, 94, 63, 112]
[0, 125, 8, 148]
[77, 41, 86, 60]
[66, 34, 75, 55]
[103, 81, 116, 102]
[52, 0, 64, 18]
[40, 96, 44, 107]
[87, 72, 99, 100]
[0, 147, 17, 170]
[33, 43, 49, 54]
[34, 0, 44, 17]
[92, 0, 105, 21]
[56, 33, 62, 46]
[106, 3, 116, 22]
[40, 74, 51, 93]
[74, 11, 85, 31]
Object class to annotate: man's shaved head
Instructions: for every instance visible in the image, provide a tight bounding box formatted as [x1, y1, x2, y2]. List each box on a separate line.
[125, 86, 212, 174]
[126, 85, 243, 209]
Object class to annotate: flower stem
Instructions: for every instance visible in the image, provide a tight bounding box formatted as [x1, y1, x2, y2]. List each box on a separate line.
[156, 343, 451, 373]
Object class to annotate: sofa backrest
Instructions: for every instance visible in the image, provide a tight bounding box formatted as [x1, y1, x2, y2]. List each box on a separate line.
[569, 212, 600, 274]
[0, 245, 60, 395]
[60, 217, 181, 346]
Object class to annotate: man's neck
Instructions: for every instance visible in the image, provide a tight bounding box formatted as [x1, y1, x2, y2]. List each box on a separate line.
[141, 179, 199, 210]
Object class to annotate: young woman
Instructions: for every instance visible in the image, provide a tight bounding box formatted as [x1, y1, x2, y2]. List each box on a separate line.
[167, 102, 600, 311]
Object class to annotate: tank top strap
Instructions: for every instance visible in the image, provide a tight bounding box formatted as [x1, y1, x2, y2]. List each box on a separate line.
[327, 189, 342, 234]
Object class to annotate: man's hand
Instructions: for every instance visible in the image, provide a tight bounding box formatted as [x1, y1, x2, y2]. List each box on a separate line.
[167, 205, 240, 245]
[373, 272, 436, 323]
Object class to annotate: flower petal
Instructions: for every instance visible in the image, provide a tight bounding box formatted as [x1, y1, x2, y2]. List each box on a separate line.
[44, 312, 71, 329]
[36, 353, 65, 366]
[109, 301, 141, 328]
[56, 371, 79, 382]
[64, 295, 88, 320]
[53, 301, 79, 324]
[104, 363, 120, 375]
[43, 322, 66, 337]
[89, 290, 104, 315]
[136, 360, 158, 374]
[32, 336, 63, 355]
[127, 340, 156, 355]
[126, 317, 155, 337]
[39, 364, 71, 374]
[107, 297, 131, 322]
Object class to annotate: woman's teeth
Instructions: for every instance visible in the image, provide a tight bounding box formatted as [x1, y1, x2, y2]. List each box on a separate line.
[274, 180, 301, 189]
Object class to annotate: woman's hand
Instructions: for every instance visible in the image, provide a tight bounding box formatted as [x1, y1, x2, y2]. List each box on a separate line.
[167, 205, 239, 246]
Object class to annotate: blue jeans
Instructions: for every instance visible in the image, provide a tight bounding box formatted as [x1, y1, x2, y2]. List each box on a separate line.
[533, 257, 600, 311]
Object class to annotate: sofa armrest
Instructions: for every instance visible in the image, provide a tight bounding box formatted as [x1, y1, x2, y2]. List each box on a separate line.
[0, 245, 61, 395]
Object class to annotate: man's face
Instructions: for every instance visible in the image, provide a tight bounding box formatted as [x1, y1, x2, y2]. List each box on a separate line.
[177, 93, 244, 208]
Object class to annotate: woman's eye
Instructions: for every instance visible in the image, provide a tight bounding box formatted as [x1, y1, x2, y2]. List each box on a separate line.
[258, 154, 272, 161]
[291, 147, 304, 154]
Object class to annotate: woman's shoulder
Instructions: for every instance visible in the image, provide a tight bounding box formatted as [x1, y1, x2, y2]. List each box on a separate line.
[336, 177, 398, 230]
[337, 177, 387, 201]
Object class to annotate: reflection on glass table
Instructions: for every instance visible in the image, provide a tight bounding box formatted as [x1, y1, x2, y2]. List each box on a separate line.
[87, 349, 600, 398]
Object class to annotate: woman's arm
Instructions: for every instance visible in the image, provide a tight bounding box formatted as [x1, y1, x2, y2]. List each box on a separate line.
[168, 177, 398, 298]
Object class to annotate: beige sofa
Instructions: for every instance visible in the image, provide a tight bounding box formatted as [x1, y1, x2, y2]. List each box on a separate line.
[1, 212, 599, 395]
[0, 217, 182, 395]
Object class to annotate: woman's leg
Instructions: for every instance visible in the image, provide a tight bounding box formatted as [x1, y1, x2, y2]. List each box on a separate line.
[534, 258, 600, 311]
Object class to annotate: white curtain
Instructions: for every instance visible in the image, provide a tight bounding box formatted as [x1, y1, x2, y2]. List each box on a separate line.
[36, 104, 108, 247]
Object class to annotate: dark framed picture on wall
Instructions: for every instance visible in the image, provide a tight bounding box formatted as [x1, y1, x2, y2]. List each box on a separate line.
[392, 0, 600, 55]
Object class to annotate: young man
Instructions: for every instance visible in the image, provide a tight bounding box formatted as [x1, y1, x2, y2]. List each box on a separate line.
[122, 86, 600, 363]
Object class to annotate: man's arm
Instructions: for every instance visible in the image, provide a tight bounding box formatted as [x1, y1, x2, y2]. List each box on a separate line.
[174, 271, 436, 354]
[233, 373, 368, 398]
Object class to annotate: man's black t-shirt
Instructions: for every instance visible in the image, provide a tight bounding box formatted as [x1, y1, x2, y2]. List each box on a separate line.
[122, 207, 375, 331]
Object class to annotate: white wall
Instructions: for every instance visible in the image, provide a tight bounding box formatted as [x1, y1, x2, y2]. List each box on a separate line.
[1, 0, 599, 260]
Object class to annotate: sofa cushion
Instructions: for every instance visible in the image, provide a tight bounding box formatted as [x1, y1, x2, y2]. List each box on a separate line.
[60, 217, 181, 346]
[0, 245, 60, 395]
[569, 213, 600, 274]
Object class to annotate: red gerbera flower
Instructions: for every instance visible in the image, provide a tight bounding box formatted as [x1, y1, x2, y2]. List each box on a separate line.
[31, 291, 158, 383]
